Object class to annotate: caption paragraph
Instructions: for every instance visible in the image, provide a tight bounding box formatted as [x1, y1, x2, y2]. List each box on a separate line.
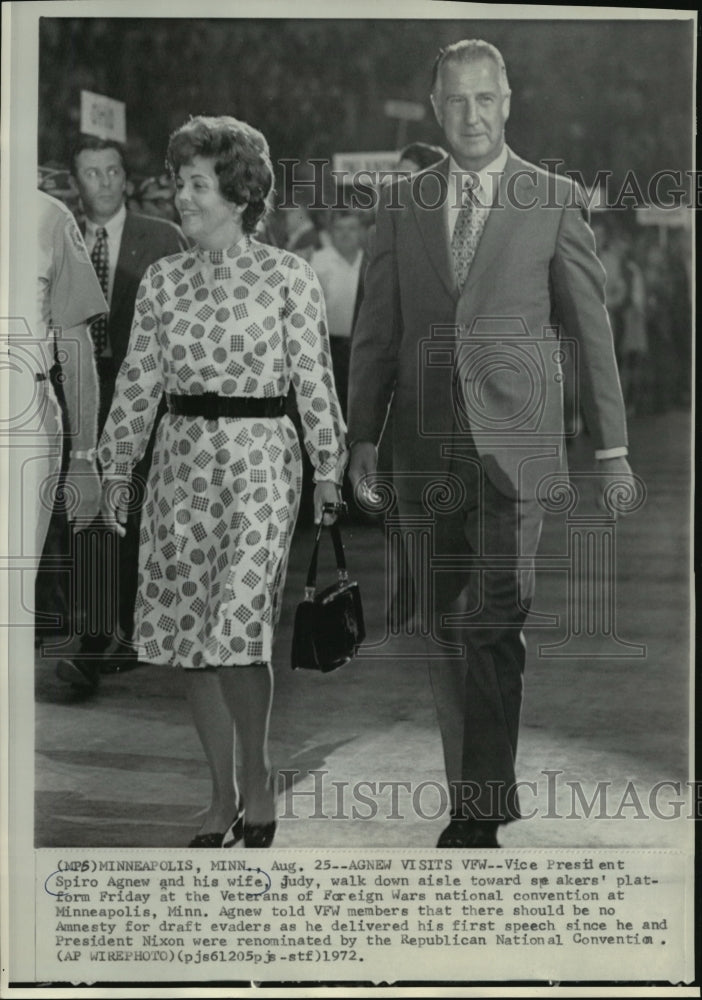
[35, 849, 690, 982]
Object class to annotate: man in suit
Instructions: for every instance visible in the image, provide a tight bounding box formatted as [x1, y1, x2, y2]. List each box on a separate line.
[348, 39, 633, 846]
[57, 135, 187, 690]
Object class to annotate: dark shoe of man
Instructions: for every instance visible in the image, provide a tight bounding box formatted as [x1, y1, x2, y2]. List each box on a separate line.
[99, 649, 141, 675]
[436, 818, 500, 848]
[55, 658, 100, 692]
[79, 637, 142, 675]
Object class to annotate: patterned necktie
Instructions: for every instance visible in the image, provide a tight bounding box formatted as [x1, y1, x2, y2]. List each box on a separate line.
[451, 180, 489, 291]
[90, 226, 109, 355]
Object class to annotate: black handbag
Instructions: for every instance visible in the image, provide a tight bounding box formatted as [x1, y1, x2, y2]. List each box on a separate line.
[291, 505, 365, 672]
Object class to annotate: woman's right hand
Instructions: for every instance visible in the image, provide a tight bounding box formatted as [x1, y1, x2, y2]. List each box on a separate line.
[101, 476, 130, 537]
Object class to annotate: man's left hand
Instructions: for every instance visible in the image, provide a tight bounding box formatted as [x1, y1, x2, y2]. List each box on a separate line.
[594, 455, 635, 516]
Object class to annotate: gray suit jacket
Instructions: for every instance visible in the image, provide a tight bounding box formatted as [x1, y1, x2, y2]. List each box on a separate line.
[348, 150, 627, 501]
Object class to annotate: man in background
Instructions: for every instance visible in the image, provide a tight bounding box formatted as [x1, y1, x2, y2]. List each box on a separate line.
[137, 173, 178, 223]
[35, 191, 104, 553]
[280, 204, 322, 261]
[27, 192, 104, 679]
[311, 209, 365, 418]
[396, 141, 446, 174]
[60, 136, 187, 690]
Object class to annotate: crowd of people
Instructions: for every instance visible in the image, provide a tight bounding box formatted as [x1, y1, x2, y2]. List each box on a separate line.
[591, 215, 691, 415]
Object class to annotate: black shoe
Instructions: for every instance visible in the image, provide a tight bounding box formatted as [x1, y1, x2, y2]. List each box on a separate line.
[56, 658, 100, 692]
[188, 831, 224, 848]
[100, 652, 141, 675]
[243, 821, 276, 848]
[436, 819, 499, 848]
[222, 804, 246, 847]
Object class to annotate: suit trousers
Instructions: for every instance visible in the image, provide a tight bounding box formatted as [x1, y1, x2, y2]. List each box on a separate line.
[398, 439, 544, 823]
[76, 357, 160, 656]
[328, 335, 351, 419]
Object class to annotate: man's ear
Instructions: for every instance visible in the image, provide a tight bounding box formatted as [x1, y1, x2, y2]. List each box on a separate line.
[430, 91, 443, 129]
[502, 92, 511, 125]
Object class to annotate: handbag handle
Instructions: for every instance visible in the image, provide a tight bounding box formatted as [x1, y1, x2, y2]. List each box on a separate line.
[304, 504, 348, 599]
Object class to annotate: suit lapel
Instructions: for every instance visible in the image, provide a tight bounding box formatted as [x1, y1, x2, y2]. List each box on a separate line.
[411, 157, 457, 301]
[111, 212, 144, 316]
[461, 152, 536, 300]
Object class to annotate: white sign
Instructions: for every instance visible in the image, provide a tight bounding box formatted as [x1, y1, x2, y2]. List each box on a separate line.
[332, 151, 399, 182]
[80, 90, 126, 142]
[383, 98, 426, 121]
[636, 205, 693, 228]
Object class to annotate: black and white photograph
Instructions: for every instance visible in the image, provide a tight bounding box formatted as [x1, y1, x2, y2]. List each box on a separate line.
[1, 0, 696, 992]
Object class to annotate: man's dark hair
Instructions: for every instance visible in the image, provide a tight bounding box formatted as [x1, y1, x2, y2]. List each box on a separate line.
[398, 142, 446, 172]
[166, 115, 275, 235]
[69, 134, 128, 176]
[328, 207, 362, 226]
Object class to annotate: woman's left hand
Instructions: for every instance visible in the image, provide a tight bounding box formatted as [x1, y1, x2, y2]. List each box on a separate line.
[313, 480, 343, 525]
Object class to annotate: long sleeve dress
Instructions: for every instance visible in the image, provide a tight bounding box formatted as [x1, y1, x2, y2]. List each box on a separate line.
[98, 235, 347, 669]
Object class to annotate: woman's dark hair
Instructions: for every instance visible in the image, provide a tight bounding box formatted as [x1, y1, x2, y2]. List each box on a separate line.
[166, 115, 275, 234]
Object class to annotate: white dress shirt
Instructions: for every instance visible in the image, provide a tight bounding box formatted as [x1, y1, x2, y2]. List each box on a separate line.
[446, 145, 626, 462]
[310, 245, 363, 339]
[83, 202, 127, 307]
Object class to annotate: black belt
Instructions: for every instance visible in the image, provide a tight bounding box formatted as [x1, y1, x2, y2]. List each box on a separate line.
[166, 393, 286, 419]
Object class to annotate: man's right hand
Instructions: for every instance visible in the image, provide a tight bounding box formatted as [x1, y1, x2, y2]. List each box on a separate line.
[349, 441, 379, 509]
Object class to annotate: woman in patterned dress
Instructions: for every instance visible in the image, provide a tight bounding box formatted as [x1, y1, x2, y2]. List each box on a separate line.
[99, 116, 347, 847]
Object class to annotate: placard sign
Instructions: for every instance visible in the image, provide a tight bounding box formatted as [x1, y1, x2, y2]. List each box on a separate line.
[80, 90, 126, 142]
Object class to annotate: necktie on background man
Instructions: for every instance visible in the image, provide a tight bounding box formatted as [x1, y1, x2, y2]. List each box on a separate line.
[89, 227, 109, 356]
[451, 178, 490, 291]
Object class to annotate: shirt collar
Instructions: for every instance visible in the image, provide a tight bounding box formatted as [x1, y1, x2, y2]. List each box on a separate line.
[329, 245, 363, 267]
[448, 144, 509, 202]
[85, 202, 127, 239]
[195, 233, 250, 264]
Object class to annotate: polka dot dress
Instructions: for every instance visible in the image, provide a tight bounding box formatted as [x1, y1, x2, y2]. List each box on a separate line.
[98, 236, 347, 668]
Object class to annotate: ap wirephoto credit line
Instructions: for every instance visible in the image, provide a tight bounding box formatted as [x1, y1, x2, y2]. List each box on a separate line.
[0, 2, 695, 996]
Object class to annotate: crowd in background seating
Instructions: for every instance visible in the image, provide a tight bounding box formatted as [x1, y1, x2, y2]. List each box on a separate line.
[591, 214, 692, 415]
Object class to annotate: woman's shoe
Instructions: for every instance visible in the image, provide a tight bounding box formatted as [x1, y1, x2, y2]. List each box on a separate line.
[188, 831, 224, 848]
[243, 821, 277, 848]
[222, 803, 246, 848]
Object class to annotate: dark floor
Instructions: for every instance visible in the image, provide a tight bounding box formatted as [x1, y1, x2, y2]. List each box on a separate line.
[34, 408, 692, 848]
